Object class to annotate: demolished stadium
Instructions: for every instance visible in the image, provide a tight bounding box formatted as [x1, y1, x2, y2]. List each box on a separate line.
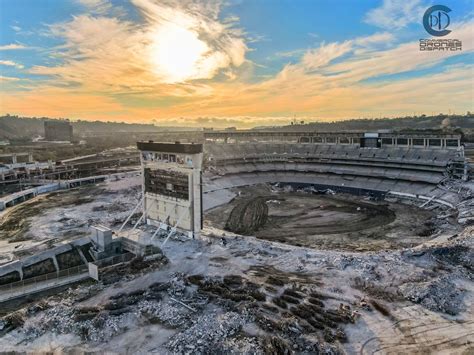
[0, 131, 473, 354]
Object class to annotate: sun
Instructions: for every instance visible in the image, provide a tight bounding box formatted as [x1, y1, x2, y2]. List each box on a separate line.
[150, 23, 209, 83]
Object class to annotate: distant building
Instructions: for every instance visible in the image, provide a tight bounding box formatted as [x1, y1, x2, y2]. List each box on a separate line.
[44, 120, 73, 141]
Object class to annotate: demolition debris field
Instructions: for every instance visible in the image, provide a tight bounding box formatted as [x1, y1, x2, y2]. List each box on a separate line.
[0, 177, 473, 353]
[1, 224, 473, 354]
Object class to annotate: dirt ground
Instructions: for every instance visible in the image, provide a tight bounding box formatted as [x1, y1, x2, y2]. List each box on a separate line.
[0, 176, 141, 264]
[206, 185, 447, 251]
[0, 187, 99, 242]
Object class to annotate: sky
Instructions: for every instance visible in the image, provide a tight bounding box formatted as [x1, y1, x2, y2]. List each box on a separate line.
[0, 0, 473, 128]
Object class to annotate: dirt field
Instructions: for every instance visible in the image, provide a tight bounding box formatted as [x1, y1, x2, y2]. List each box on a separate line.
[0, 176, 141, 264]
[206, 185, 444, 251]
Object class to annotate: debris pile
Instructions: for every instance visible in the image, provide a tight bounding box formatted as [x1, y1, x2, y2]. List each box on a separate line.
[166, 311, 249, 354]
[15, 277, 193, 343]
[400, 276, 465, 315]
[186, 272, 357, 353]
[429, 245, 473, 274]
[100, 254, 168, 285]
[457, 197, 474, 225]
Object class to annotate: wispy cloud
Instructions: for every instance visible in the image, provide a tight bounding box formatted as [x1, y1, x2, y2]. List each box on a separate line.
[0, 60, 24, 69]
[302, 41, 352, 70]
[0, 75, 21, 82]
[354, 32, 395, 46]
[0, 43, 28, 50]
[75, 0, 127, 17]
[365, 0, 425, 29]
[31, 0, 248, 94]
[275, 49, 307, 58]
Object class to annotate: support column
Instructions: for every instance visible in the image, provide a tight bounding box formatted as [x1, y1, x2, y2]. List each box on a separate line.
[77, 248, 89, 265]
[52, 255, 60, 272]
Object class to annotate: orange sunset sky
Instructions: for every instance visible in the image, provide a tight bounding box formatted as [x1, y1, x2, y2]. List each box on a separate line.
[0, 0, 473, 128]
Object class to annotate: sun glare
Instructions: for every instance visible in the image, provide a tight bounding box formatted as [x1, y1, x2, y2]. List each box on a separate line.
[150, 23, 209, 83]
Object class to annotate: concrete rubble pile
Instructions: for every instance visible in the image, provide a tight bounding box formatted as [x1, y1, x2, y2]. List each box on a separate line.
[166, 311, 249, 354]
[457, 197, 474, 225]
[400, 276, 465, 315]
[8, 276, 191, 344]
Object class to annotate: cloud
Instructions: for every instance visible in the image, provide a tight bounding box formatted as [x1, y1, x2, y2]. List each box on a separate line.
[76, 0, 110, 11]
[302, 41, 352, 70]
[0, 43, 28, 50]
[30, 0, 248, 94]
[76, 0, 127, 17]
[354, 32, 395, 46]
[11, 25, 21, 32]
[0, 60, 24, 69]
[148, 22, 473, 121]
[365, 0, 425, 29]
[132, 0, 247, 82]
[0, 75, 21, 82]
[274, 49, 307, 58]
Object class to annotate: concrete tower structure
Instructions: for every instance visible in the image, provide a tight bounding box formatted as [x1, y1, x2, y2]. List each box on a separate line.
[136, 141, 203, 239]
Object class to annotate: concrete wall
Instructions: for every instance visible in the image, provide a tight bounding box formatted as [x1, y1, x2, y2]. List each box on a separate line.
[139, 147, 203, 238]
[0, 238, 91, 281]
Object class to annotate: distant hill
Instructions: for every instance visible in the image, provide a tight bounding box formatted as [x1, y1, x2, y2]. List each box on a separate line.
[260, 114, 474, 132]
[0, 115, 171, 140]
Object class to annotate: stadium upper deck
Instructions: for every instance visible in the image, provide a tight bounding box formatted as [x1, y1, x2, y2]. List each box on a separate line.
[204, 131, 462, 149]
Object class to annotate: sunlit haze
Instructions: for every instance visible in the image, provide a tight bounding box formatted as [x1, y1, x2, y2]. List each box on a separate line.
[150, 23, 209, 83]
